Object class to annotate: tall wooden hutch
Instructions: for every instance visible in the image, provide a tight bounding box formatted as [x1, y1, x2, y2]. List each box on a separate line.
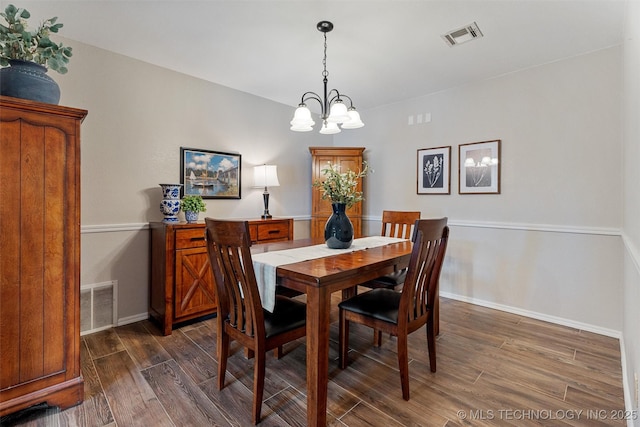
[0, 96, 87, 416]
[309, 147, 365, 239]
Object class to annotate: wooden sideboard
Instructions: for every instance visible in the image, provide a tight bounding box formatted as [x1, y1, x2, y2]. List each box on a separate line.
[149, 218, 293, 335]
[0, 96, 87, 416]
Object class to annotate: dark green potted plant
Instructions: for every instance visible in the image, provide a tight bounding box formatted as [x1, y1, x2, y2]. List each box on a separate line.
[181, 195, 206, 223]
[0, 4, 72, 104]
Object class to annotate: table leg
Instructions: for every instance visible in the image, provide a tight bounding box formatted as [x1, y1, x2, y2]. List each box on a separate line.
[306, 286, 331, 427]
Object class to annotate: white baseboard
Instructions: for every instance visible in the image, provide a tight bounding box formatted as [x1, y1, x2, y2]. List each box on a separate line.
[117, 313, 149, 326]
[618, 336, 637, 427]
[440, 291, 622, 338]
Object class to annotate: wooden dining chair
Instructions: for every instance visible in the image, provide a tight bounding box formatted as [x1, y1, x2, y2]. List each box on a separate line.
[204, 218, 307, 424]
[338, 218, 449, 401]
[360, 210, 421, 291]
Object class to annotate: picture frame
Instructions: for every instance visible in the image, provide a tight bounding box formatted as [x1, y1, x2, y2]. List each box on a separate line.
[417, 146, 451, 194]
[180, 147, 241, 199]
[458, 139, 501, 194]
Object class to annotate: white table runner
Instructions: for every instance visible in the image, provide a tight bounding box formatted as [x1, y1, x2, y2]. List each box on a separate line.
[252, 236, 407, 311]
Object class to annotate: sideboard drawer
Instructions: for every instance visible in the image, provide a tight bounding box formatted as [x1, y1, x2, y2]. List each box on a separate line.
[256, 222, 290, 242]
[248, 218, 293, 243]
[175, 228, 206, 249]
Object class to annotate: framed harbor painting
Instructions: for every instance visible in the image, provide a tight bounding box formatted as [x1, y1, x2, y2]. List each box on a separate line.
[417, 146, 451, 194]
[180, 147, 241, 199]
[458, 139, 501, 194]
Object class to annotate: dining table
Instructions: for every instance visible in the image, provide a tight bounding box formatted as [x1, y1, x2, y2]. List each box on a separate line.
[251, 236, 415, 427]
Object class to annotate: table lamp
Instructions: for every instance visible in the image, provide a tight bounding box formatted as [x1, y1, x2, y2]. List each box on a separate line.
[254, 164, 280, 219]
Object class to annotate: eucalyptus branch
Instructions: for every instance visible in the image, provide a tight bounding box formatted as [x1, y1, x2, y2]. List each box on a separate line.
[313, 161, 371, 208]
[0, 4, 72, 73]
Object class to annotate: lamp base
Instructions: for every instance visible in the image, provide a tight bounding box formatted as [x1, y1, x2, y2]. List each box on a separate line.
[261, 191, 272, 219]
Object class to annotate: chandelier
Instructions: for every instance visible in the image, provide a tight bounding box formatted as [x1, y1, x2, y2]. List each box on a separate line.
[289, 21, 364, 134]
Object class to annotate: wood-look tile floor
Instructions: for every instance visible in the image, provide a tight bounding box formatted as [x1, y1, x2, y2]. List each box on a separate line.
[2, 295, 626, 426]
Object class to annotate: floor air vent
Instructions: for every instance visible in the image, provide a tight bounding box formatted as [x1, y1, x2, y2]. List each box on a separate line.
[442, 22, 483, 47]
[81, 280, 117, 335]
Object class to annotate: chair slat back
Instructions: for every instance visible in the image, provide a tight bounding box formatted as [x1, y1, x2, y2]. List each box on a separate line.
[381, 210, 421, 239]
[400, 218, 449, 326]
[205, 219, 264, 339]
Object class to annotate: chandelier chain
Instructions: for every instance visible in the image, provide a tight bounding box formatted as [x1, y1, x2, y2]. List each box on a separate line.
[322, 32, 328, 78]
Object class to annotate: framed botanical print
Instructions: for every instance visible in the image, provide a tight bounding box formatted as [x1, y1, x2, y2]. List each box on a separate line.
[417, 146, 451, 194]
[180, 147, 241, 199]
[458, 140, 501, 194]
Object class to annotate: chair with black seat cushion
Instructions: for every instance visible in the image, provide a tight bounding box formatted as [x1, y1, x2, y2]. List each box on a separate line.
[338, 217, 449, 401]
[205, 218, 306, 425]
[360, 210, 421, 291]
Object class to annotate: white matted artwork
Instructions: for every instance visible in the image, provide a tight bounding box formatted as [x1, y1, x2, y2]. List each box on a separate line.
[458, 140, 501, 194]
[417, 146, 451, 194]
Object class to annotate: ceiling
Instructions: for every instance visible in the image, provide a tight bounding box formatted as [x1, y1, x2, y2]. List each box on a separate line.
[16, 1, 626, 112]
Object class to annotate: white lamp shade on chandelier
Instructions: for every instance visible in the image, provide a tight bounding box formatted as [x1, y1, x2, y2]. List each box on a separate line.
[340, 109, 364, 129]
[289, 21, 364, 134]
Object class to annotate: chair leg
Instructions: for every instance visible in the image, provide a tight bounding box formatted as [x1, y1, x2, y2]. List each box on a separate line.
[426, 317, 437, 372]
[342, 286, 357, 299]
[252, 351, 266, 424]
[339, 310, 349, 369]
[217, 330, 229, 390]
[274, 345, 283, 359]
[397, 333, 410, 400]
[373, 329, 383, 347]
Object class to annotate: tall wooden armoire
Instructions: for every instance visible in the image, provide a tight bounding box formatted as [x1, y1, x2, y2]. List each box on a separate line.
[309, 147, 365, 239]
[0, 96, 87, 416]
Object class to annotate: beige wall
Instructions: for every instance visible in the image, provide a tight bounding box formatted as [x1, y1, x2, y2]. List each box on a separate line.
[341, 47, 623, 333]
[56, 40, 325, 225]
[622, 0, 640, 416]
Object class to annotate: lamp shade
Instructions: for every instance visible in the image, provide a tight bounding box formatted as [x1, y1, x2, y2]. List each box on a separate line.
[254, 164, 280, 187]
[319, 121, 341, 134]
[290, 105, 315, 131]
[340, 108, 365, 129]
[327, 100, 350, 123]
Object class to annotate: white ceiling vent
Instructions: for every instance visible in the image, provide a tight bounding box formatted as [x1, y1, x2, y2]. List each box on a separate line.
[442, 22, 483, 47]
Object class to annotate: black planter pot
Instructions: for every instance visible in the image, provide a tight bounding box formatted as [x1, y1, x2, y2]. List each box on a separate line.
[324, 203, 354, 249]
[0, 59, 60, 104]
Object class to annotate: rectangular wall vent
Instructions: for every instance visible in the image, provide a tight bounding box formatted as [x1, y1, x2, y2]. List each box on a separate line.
[442, 22, 483, 47]
[81, 280, 117, 336]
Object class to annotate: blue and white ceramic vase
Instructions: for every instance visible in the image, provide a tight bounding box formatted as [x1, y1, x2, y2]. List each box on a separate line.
[159, 183, 183, 223]
[324, 203, 354, 249]
[184, 211, 199, 223]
